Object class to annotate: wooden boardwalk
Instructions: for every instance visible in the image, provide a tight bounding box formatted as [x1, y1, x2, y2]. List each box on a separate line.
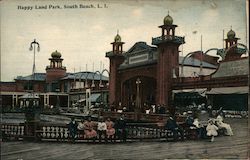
[1, 118, 249, 159]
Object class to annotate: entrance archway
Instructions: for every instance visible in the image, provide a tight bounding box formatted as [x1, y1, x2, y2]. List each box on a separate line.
[121, 76, 156, 112]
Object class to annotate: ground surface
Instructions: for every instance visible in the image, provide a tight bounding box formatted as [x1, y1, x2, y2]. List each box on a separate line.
[1, 118, 249, 160]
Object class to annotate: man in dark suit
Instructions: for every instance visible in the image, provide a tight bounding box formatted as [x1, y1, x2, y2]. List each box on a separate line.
[114, 115, 127, 142]
[68, 117, 78, 142]
[165, 116, 184, 141]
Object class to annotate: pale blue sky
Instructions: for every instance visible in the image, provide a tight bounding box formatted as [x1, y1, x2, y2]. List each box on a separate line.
[0, 0, 248, 81]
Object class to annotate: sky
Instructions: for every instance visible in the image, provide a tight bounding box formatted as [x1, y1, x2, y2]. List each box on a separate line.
[0, 0, 248, 81]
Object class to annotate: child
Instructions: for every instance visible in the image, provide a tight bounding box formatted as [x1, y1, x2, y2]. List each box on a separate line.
[105, 117, 116, 141]
[97, 117, 107, 142]
[206, 119, 218, 142]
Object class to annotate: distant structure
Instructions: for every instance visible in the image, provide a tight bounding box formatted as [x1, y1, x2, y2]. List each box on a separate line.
[1, 51, 109, 110]
[46, 50, 66, 91]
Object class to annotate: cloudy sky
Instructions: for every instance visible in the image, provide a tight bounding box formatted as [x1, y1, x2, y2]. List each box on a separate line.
[0, 0, 248, 81]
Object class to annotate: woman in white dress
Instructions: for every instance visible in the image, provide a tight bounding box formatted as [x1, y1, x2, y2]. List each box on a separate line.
[216, 115, 233, 136]
[193, 118, 206, 139]
[206, 119, 218, 142]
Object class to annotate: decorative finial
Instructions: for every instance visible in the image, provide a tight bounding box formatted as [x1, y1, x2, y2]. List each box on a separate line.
[168, 10, 169, 15]
[230, 25, 232, 30]
[117, 29, 119, 35]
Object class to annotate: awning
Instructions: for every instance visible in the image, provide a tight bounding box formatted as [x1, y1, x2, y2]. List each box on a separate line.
[206, 87, 248, 94]
[77, 93, 101, 103]
[172, 88, 207, 93]
[19, 93, 40, 99]
[173, 88, 207, 97]
[174, 92, 206, 99]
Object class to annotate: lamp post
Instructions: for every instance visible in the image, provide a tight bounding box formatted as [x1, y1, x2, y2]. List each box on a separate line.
[22, 39, 40, 141]
[135, 78, 141, 112]
[99, 80, 104, 103]
[99, 80, 104, 114]
[29, 39, 40, 78]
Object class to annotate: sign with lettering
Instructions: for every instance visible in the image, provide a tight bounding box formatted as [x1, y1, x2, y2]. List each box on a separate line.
[129, 54, 148, 64]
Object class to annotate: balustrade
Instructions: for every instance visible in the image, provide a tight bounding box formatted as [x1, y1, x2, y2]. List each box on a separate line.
[1, 123, 24, 140]
[1, 121, 189, 142]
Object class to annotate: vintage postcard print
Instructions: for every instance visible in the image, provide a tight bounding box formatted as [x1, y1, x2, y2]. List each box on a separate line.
[1, 0, 249, 159]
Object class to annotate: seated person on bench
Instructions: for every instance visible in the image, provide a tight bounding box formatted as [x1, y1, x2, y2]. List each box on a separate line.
[165, 116, 184, 141]
[83, 117, 97, 140]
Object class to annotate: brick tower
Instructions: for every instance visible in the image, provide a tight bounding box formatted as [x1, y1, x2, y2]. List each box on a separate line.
[46, 50, 66, 91]
[106, 32, 125, 107]
[224, 28, 243, 61]
[152, 13, 185, 109]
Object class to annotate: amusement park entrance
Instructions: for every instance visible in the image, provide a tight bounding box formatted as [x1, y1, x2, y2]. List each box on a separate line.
[121, 76, 156, 112]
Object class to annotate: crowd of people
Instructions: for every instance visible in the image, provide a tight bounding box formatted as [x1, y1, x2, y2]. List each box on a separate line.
[68, 115, 127, 143]
[112, 102, 168, 115]
[184, 111, 233, 142]
[164, 112, 233, 142]
[68, 103, 234, 143]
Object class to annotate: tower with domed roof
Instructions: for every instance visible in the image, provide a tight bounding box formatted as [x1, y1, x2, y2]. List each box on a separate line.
[46, 50, 66, 90]
[223, 27, 244, 61]
[152, 12, 185, 108]
[112, 31, 124, 54]
[106, 31, 125, 106]
[225, 27, 238, 49]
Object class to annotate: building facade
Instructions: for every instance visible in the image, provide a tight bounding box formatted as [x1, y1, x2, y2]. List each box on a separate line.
[106, 14, 248, 113]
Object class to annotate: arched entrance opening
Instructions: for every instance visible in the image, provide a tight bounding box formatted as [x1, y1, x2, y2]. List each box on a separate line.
[121, 76, 156, 112]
